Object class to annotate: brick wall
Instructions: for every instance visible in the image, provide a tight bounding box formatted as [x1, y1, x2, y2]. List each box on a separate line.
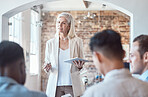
[41, 10, 130, 91]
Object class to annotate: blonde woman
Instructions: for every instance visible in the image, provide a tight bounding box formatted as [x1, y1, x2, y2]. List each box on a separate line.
[43, 12, 85, 97]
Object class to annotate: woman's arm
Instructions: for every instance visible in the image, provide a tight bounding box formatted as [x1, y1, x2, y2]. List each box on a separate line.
[73, 38, 85, 70]
[43, 41, 52, 73]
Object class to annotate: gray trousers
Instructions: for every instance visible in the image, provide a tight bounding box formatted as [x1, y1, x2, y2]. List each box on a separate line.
[55, 86, 74, 97]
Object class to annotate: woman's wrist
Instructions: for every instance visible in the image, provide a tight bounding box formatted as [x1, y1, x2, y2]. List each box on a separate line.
[78, 67, 83, 70]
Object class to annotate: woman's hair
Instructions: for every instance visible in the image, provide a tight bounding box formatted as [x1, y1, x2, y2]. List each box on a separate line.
[55, 12, 76, 39]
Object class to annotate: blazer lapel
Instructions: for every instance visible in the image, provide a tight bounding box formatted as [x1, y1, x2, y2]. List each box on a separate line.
[70, 38, 78, 73]
[70, 38, 74, 59]
[55, 36, 59, 67]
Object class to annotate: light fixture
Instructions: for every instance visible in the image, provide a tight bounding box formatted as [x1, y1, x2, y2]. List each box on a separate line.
[83, 12, 97, 19]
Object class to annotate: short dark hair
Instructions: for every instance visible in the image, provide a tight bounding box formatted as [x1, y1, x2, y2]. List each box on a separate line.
[133, 35, 148, 59]
[0, 41, 24, 67]
[89, 29, 124, 60]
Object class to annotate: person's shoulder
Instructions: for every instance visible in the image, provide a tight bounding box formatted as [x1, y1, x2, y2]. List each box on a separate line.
[17, 86, 47, 97]
[13, 90, 47, 97]
[83, 83, 104, 97]
[17, 87, 47, 97]
[46, 37, 57, 45]
[128, 77, 148, 95]
[134, 78, 148, 86]
[29, 91, 47, 97]
[87, 83, 100, 91]
[0, 84, 47, 97]
[127, 76, 148, 91]
[72, 36, 82, 43]
[15, 84, 47, 96]
[46, 37, 56, 42]
[6, 83, 29, 92]
[74, 36, 82, 40]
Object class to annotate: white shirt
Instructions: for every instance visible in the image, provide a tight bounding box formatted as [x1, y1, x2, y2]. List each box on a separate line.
[57, 48, 72, 86]
[83, 69, 148, 97]
[139, 70, 148, 82]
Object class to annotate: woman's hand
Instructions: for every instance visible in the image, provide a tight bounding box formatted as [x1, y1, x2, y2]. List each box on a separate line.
[72, 60, 85, 70]
[43, 63, 52, 73]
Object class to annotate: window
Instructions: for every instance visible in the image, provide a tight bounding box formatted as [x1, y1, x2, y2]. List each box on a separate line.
[30, 10, 40, 75]
[9, 12, 22, 44]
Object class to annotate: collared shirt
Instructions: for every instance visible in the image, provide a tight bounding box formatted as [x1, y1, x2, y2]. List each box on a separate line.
[83, 69, 148, 97]
[139, 70, 148, 82]
[0, 76, 47, 97]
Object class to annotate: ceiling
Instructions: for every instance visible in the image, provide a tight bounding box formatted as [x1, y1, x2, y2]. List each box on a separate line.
[42, 0, 115, 11]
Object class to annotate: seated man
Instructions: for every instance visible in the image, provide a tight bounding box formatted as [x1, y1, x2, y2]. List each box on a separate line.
[130, 35, 148, 82]
[0, 41, 47, 97]
[83, 30, 148, 97]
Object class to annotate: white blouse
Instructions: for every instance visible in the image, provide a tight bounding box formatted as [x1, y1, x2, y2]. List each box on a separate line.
[57, 48, 72, 86]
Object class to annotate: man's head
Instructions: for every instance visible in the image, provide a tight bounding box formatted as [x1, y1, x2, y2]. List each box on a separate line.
[0, 41, 26, 85]
[89, 29, 124, 75]
[130, 35, 148, 74]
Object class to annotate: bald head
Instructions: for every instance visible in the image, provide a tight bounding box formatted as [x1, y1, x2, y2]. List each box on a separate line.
[0, 41, 26, 85]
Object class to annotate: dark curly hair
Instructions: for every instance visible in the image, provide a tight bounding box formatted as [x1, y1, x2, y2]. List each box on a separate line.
[0, 41, 24, 67]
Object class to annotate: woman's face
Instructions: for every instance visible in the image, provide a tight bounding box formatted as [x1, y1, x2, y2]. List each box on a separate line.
[56, 16, 70, 36]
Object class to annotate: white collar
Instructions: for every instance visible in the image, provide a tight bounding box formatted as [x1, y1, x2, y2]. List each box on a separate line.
[104, 69, 131, 82]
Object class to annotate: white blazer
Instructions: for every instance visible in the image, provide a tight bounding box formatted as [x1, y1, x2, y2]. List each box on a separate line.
[45, 36, 84, 97]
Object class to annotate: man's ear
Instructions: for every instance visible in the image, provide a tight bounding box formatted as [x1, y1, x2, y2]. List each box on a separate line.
[19, 63, 26, 85]
[94, 51, 102, 63]
[123, 50, 126, 59]
[143, 52, 148, 63]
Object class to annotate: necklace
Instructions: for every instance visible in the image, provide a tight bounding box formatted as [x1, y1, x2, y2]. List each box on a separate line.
[61, 37, 68, 41]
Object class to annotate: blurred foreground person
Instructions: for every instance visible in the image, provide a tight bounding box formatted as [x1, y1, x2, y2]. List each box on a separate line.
[83, 30, 148, 97]
[0, 41, 47, 97]
[130, 35, 148, 82]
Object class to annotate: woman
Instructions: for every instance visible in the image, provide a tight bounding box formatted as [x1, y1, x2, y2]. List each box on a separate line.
[43, 12, 85, 97]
